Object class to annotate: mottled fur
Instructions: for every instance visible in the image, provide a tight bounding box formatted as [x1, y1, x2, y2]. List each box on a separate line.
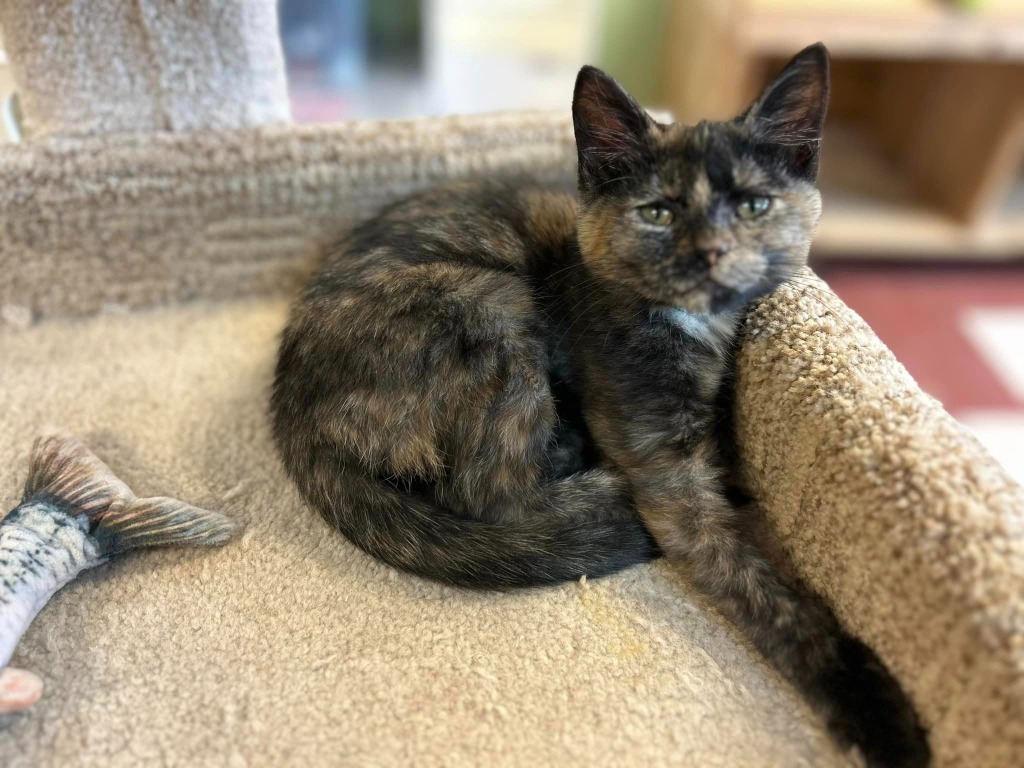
[271, 45, 929, 766]
[271, 180, 654, 587]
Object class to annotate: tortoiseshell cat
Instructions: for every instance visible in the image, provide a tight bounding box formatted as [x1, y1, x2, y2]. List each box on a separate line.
[271, 45, 930, 766]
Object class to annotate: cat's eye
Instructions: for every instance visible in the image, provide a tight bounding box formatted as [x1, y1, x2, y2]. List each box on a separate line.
[638, 205, 674, 226]
[737, 196, 771, 219]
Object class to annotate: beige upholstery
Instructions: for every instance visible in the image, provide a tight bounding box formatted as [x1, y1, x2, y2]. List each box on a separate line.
[0, 113, 581, 319]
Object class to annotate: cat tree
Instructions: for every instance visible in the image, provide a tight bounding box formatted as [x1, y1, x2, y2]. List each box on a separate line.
[0, 2, 1022, 767]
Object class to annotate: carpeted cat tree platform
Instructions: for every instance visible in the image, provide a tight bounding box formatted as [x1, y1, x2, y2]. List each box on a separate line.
[1, 2, 1021, 766]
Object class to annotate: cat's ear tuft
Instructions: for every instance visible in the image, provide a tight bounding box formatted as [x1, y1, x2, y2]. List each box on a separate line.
[742, 43, 830, 179]
[573, 66, 653, 192]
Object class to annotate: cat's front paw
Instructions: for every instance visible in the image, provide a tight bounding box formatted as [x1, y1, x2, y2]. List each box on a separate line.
[823, 635, 931, 768]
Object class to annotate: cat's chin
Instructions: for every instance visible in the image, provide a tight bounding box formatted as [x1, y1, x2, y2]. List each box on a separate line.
[657, 287, 752, 317]
[625, 264, 781, 316]
[634, 281, 716, 314]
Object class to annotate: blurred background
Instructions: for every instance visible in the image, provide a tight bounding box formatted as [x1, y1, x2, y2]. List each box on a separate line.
[2, 0, 1022, 480]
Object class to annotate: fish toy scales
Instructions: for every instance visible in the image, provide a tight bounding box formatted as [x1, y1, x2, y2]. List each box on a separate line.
[0, 433, 239, 683]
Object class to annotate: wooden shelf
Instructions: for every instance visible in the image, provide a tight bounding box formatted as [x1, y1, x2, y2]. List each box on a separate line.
[814, 126, 1024, 258]
[662, 0, 1024, 260]
[743, 0, 1024, 61]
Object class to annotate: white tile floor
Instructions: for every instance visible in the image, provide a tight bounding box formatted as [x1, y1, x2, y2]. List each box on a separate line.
[958, 411, 1024, 485]
[962, 309, 1024, 402]
[959, 308, 1024, 485]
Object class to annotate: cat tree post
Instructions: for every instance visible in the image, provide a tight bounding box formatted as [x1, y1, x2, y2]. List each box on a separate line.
[0, 0, 578, 319]
[0, 0, 291, 139]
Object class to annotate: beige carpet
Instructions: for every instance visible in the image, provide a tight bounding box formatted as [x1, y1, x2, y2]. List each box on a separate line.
[0, 113, 580, 319]
[0, 298, 847, 768]
[2, 274, 1022, 766]
[736, 283, 1024, 768]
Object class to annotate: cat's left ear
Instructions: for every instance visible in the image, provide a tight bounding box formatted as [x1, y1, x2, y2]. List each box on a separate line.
[741, 43, 830, 180]
[573, 66, 654, 193]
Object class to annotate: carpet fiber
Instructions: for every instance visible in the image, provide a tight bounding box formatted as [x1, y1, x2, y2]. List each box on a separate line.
[0, 298, 844, 768]
[1, 271, 1022, 765]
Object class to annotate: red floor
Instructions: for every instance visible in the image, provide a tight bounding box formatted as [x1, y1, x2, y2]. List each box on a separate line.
[816, 261, 1024, 414]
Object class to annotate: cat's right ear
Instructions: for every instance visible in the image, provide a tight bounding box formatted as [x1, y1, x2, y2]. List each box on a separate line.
[573, 66, 653, 193]
[740, 43, 830, 180]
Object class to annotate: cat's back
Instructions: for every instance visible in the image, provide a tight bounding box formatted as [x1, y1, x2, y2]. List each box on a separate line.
[320, 177, 578, 278]
[275, 178, 581, 445]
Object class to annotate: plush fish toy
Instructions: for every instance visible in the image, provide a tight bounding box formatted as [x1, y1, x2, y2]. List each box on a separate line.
[0, 433, 239, 709]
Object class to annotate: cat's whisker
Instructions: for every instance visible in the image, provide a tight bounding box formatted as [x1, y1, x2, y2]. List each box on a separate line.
[595, 174, 636, 189]
[775, 276, 860, 336]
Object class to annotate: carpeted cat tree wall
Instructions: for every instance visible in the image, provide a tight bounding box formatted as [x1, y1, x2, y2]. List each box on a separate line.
[0, 2, 1021, 767]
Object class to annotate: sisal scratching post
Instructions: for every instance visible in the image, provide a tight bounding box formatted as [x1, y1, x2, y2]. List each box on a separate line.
[0, 0, 291, 139]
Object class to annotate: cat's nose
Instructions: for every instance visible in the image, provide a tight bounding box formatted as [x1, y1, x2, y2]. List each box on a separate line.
[695, 244, 730, 267]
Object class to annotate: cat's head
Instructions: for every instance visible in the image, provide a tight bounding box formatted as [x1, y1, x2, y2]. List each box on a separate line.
[572, 44, 829, 314]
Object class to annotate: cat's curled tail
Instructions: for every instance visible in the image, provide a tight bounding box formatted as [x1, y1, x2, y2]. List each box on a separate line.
[273, 434, 656, 589]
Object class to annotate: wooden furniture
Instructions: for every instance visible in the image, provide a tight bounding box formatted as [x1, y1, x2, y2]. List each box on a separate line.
[662, 0, 1024, 259]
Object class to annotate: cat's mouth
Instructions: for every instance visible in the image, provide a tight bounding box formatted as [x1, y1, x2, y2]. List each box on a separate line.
[671, 282, 715, 312]
[656, 275, 774, 315]
[650, 278, 731, 314]
[674, 255, 779, 313]
[640, 252, 772, 314]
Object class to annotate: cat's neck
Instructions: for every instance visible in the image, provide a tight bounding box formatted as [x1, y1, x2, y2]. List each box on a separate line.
[657, 306, 742, 356]
[562, 243, 742, 354]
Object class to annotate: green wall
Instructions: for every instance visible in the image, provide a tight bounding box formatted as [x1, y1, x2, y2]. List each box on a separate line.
[595, 0, 671, 105]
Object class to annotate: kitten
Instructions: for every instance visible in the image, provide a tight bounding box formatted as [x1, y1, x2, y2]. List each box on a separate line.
[271, 44, 930, 766]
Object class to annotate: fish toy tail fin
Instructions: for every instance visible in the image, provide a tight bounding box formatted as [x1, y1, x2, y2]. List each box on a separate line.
[23, 433, 135, 519]
[94, 497, 238, 553]
[22, 432, 238, 555]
